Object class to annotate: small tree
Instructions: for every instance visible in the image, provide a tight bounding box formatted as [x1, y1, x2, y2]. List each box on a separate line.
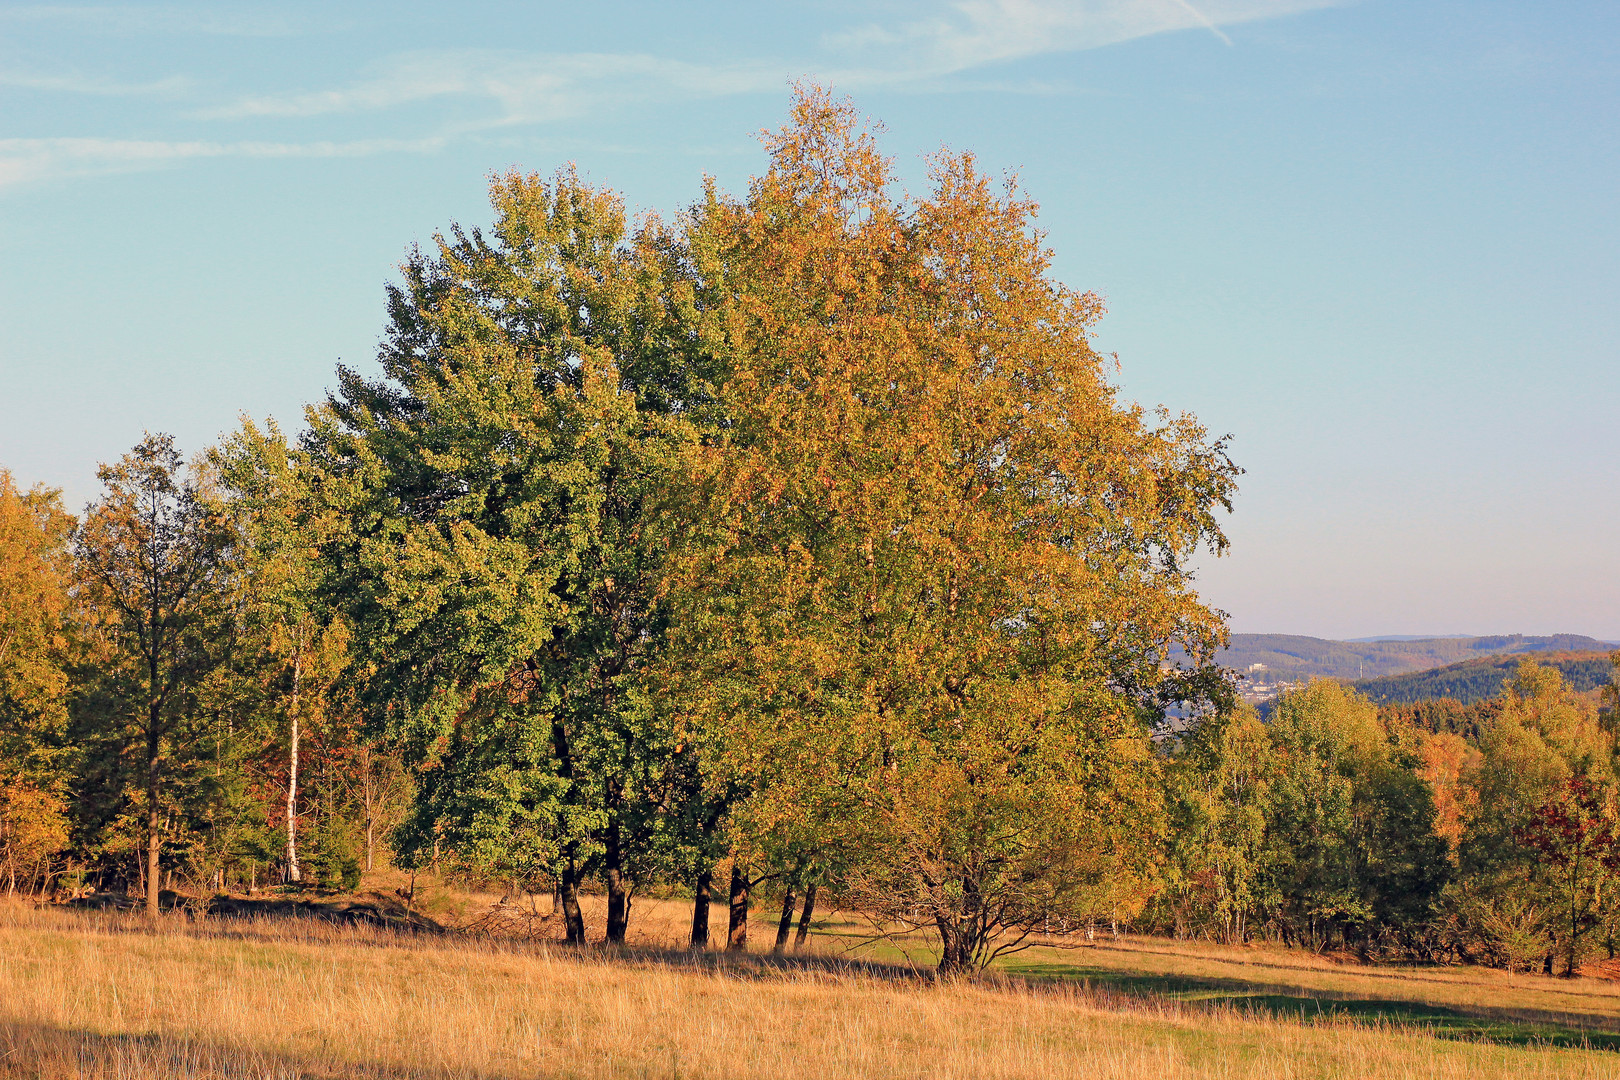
[1601, 652, 1620, 736]
[75, 435, 234, 913]
[1515, 775, 1620, 976]
[345, 739, 412, 873]
[0, 778, 68, 894]
[844, 732, 1163, 970]
[1448, 661, 1617, 969]
[0, 470, 74, 781]
[214, 419, 356, 886]
[1160, 706, 1277, 944]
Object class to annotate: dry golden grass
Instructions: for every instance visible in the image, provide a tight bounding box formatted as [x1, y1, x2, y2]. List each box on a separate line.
[3, 901, 1620, 1079]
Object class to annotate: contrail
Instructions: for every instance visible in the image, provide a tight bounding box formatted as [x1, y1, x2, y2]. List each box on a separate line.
[1171, 0, 1235, 45]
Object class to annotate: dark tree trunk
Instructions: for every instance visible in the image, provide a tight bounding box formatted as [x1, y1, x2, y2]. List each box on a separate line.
[773, 888, 797, 954]
[690, 866, 713, 949]
[726, 861, 750, 952]
[604, 870, 630, 945]
[559, 858, 586, 944]
[548, 709, 586, 943]
[794, 883, 817, 951]
[936, 915, 968, 975]
[602, 861, 625, 945]
[604, 816, 629, 944]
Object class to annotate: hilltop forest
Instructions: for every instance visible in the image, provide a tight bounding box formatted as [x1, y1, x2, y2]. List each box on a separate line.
[1353, 653, 1618, 705]
[3, 90, 1620, 975]
[1218, 633, 1614, 683]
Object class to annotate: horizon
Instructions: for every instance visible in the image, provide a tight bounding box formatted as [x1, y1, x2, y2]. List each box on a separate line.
[1246, 632, 1619, 644]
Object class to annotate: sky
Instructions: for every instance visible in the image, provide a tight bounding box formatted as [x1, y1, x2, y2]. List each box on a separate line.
[1, 0, 1616, 641]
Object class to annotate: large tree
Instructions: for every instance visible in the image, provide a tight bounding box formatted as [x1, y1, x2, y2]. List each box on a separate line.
[306, 168, 699, 942]
[74, 435, 235, 913]
[661, 89, 1240, 972]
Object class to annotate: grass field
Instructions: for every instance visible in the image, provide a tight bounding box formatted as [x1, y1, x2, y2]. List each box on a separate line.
[5, 890, 1620, 1079]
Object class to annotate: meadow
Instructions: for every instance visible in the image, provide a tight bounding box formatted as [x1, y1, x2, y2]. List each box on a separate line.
[5, 889, 1620, 1079]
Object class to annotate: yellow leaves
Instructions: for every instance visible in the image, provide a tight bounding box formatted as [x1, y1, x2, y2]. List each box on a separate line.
[1418, 730, 1482, 859]
[0, 470, 74, 735]
[676, 90, 1229, 699]
[0, 776, 67, 878]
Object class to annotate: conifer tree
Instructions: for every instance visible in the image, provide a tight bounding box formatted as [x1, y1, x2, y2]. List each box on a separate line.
[74, 435, 235, 913]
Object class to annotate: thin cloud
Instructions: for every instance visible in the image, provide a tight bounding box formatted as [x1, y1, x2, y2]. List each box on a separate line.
[5, 0, 1348, 191]
[0, 69, 192, 96]
[0, 136, 445, 190]
[197, 51, 789, 124]
[199, 2, 1344, 128]
[828, 0, 1340, 73]
[0, 4, 314, 36]
[1171, 0, 1236, 46]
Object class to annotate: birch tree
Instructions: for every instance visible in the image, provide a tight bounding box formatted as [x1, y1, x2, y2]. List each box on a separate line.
[213, 419, 353, 885]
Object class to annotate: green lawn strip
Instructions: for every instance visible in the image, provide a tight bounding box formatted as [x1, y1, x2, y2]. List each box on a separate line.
[1003, 957, 1620, 1052]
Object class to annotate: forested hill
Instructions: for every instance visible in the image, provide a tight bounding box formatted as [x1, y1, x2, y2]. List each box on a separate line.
[1351, 651, 1617, 705]
[1216, 633, 1615, 682]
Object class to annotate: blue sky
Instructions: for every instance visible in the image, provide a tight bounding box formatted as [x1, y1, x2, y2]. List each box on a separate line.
[1, 1, 1615, 640]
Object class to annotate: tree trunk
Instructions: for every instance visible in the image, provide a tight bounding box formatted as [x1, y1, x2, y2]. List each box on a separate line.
[559, 858, 586, 944]
[1567, 863, 1581, 977]
[690, 866, 713, 949]
[726, 861, 750, 952]
[285, 631, 303, 884]
[936, 915, 968, 975]
[145, 708, 162, 916]
[794, 883, 817, 951]
[773, 888, 797, 954]
[604, 818, 629, 945]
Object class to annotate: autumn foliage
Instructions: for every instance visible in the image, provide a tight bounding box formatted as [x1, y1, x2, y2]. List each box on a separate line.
[3, 89, 1618, 982]
[661, 88, 1236, 969]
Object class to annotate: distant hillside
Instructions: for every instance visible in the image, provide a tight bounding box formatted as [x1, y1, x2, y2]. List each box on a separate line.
[1352, 651, 1618, 706]
[1216, 634, 1616, 683]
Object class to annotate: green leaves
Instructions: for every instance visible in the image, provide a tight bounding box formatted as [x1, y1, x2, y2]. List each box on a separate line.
[308, 168, 693, 917]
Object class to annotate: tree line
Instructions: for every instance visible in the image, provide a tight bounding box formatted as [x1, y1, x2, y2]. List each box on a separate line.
[2, 89, 1617, 974]
[1354, 652, 1617, 706]
[1153, 667, 1620, 974]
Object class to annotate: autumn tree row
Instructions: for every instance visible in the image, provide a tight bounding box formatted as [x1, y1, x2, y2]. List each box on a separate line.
[1153, 661, 1620, 974]
[7, 90, 1620, 974]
